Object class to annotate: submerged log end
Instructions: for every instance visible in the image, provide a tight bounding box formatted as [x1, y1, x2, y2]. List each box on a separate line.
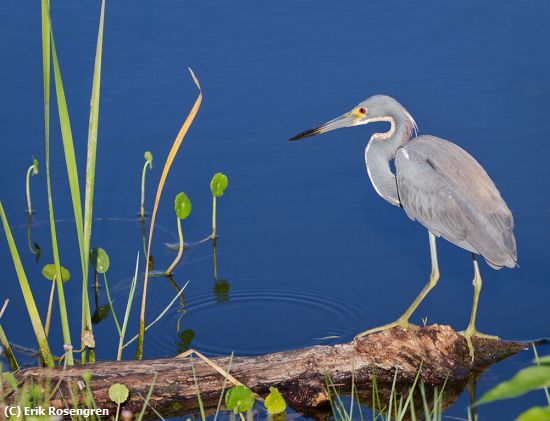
[354, 324, 528, 375]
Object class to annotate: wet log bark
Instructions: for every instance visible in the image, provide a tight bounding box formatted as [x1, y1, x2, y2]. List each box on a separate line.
[13, 325, 530, 419]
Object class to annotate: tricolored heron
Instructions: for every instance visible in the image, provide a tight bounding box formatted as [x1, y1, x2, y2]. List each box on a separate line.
[290, 95, 517, 358]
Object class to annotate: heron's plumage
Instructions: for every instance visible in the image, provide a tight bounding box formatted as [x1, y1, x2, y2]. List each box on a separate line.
[395, 135, 517, 269]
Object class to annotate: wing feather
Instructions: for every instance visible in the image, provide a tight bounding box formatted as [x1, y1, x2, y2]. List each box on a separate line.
[395, 135, 517, 269]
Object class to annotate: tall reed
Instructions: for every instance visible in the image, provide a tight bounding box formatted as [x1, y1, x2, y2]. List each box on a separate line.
[0, 202, 54, 367]
[42, 0, 73, 365]
[81, 0, 106, 362]
[135, 69, 202, 359]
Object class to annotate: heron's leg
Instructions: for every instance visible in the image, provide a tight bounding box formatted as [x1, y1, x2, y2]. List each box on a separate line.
[461, 254, 499, 361]
[355, 232, 440, 339]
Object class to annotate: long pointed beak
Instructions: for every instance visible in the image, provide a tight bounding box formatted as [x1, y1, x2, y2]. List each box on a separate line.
[289, 112, 355, 141]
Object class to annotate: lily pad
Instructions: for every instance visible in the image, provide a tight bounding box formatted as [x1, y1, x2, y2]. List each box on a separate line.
[41, 264, 70, 282]
[225, 385, 254, 414]
[108, 383, 129, 405]
[174, 192, 192, 220]
[210, 173, 228, 197]
[90, 247, 110, 274]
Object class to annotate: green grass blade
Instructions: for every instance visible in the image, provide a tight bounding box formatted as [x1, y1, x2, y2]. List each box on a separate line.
[102, 273, 121, 335]
[0, 322, 19, 372]
[191, 356, 206, 421]
[81, 0, 106, 354]
[117, 253, 140, 360]
[137, 373, 158, 421]
[123, 281, 189, 349]
[42, 0, 74, 365]
[49, 24, 85, 272]
[0, 202, 54, 367]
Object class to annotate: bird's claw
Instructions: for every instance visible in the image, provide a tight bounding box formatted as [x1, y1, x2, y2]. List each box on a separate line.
[459, 327, 499, 363]
[354, 318, 410, 340]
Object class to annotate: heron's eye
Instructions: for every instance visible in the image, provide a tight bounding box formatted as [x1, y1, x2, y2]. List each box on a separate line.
[359, 107, 367, 115]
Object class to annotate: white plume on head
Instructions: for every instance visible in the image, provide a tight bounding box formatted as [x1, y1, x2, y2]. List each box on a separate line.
[403, 108, 419, 137]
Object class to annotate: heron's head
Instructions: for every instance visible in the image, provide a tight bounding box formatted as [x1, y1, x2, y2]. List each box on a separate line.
[289, 95, 413, 141]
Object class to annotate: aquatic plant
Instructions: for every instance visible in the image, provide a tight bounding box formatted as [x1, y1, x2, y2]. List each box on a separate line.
[477, 346, 550, 420]
[210, 172, 228, 240]
[0, 300, 19, 371]
[41, 0, 74, 365]
[140, 151, 153, 220]
[165, 192, 192, 275]
[25, 158, 39, 216]
[136, 69, 202, 360]
[0, 202, 54, 367]
[90, 247, 122, 335]
[109, 383, 129, 421]
[39, 0, 106, 364]
[81, 0, 106, 363]
[226, 386, 255, 417]
[41, 263, 71, 337]
[117, 253, 140, 360]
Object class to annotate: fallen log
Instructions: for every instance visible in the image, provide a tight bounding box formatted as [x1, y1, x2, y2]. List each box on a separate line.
[11, 325, 531, 419]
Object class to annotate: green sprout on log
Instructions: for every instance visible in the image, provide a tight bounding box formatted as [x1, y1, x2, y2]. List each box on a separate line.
[140, 151, 153, 220]
[210, 172, 228, 240]
[165, 192, 192, 275]
[41, 264, 70, 337]
[25, 158, 39, 216]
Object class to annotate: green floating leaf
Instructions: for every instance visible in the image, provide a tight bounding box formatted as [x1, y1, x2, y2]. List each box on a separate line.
[174, 192, 192, 220]
[515, 406, 550, 421]
[264, 386, 286, 415]
[41, 264, 70, 282]
[32, 159, 39, 175]
[144, 151, 153, 166]
[108, 383, 129, 404]
[210, 173, 228, 197]
[90, 247, 110, 274]
[478, 365, 550, 404]
[225, 385, 254, 414]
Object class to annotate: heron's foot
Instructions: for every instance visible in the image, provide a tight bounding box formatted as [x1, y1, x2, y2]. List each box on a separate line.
[354, 317, 410, 340]
[460, 327, 500, 363]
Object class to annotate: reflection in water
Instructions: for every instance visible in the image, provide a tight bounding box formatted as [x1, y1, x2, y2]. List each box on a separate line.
[91, 304, 111, 325]
[212, 238, 230, 303]
[467, 376, 479, 421]
[26, 214, 40, 263]
[176, 329, 195, 353]
[166, 274, 196, 354]
[316, 374, 479, 421]
[140, 217, 147, 257]
[91, 271, 111, 325]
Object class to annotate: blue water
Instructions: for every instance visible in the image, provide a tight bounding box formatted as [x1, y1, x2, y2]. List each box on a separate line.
[1, 1, 549, 419]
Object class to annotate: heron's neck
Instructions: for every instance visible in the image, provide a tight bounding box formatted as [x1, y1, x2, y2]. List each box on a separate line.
[364, 111, 415, 206]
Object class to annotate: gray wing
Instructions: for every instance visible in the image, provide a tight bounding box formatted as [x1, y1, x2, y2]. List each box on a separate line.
[395, 135, 517, 269]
